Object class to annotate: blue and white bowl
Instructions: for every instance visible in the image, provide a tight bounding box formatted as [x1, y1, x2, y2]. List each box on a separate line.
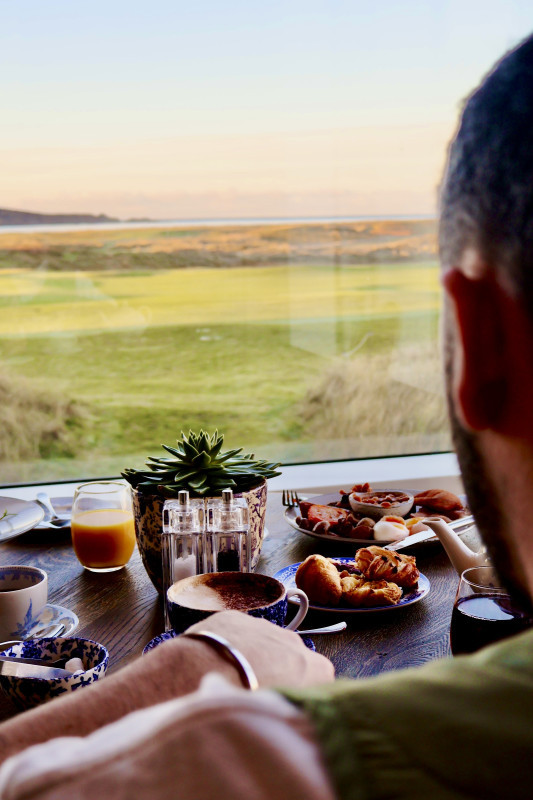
[0, 637, 109, 710]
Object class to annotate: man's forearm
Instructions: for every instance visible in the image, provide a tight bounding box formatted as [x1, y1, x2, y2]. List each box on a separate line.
[0, 610, 334, 767]
[0, 637, 240, 767]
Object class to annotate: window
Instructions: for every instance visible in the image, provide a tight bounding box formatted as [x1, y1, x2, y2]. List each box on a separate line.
[0, 2, 528, 485]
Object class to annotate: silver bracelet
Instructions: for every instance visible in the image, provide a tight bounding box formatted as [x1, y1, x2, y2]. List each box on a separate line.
[181, 630, 259, 691]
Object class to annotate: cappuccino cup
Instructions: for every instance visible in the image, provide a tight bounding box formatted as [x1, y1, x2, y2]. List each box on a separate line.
[167, 571, 309, 633]
[0, 566, 48, 640]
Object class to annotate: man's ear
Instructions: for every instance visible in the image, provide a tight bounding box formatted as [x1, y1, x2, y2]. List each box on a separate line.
[442, 268, 510, 432]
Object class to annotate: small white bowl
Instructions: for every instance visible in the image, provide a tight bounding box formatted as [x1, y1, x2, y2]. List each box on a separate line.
[0, 637, 108, 711]
[348, 490, 414, 520]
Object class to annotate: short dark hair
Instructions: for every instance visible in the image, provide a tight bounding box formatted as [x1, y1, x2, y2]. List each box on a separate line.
[439, 34, 533, 310]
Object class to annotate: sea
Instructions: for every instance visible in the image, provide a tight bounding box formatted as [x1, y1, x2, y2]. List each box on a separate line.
[0, 213, 435, 236]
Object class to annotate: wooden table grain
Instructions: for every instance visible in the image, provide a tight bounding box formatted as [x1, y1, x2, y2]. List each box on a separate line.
[0, 494, 476, 719]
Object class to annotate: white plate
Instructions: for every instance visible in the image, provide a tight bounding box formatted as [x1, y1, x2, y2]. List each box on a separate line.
[284, 493, 397, 545]
[24, 604, 79, 639]
[285, 491, 473, 547]
[0, 497, 45, 542]
[274, 558, 430, 614]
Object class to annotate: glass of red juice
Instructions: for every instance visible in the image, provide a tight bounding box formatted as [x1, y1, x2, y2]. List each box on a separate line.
[450, 566, 533, 656]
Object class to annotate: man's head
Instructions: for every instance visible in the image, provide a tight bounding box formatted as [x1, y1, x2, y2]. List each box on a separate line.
[440, 34, 533, 606]
[440, 34, 533, 310]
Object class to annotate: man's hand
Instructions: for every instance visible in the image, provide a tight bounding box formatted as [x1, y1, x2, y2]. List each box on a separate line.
[184, 610, 335, 688]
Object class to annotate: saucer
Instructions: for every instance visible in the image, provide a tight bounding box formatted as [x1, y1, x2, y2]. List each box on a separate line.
[143, 630, 177, 654]
[143, 629, 315, 654]
[23, 604, 79, 639]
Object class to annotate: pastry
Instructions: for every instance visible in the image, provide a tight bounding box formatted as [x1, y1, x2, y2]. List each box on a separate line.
[355, 545, 420, 588]
[295, 554, 343, 605]
[341, 576, 402, 607]
[413, 489, 463, 513]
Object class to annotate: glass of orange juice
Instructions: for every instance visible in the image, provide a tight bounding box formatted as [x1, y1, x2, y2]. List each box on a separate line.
[71, 482, 136, 572]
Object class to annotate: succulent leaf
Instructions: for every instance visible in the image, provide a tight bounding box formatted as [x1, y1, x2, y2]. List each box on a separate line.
[188, 475, 208, 490]
[161, 445, 185, 459]
[123, 429, 281, 498]
[216, 449, 243, 463]
[191, 451, 211, 467]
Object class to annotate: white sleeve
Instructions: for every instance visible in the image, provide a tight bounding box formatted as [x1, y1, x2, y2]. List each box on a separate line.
[0, 674, 336, 800]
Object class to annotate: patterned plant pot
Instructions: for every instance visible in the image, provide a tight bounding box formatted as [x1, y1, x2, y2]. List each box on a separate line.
[133, 479, 268, 594]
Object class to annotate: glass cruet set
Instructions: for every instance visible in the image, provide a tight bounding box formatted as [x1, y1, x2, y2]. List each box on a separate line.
[161, 488, 250, 629]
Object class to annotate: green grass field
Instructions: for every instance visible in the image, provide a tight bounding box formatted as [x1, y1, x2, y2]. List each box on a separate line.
[0, 222, 450, 484]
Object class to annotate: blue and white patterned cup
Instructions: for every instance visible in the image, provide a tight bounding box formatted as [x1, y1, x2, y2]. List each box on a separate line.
[0, 566, 47, 641]
[167, 571, 309, 634]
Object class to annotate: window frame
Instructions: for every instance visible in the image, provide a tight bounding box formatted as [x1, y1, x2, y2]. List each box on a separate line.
[0, 451, 462, 501]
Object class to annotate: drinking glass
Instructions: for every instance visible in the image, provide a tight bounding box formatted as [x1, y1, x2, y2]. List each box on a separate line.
[71, 482, 135, 573]
[450, 565, 532, 655]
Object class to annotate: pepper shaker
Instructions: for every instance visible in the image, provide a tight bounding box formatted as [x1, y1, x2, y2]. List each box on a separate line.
[206, 488, 250, 573]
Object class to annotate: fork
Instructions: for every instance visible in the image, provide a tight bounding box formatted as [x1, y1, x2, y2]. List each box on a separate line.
[282, 490, 301, 508]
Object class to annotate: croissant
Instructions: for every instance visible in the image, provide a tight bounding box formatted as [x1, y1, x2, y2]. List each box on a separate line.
[413, 489, 463, 513]
[355, 545, 420, 588]
[341, 576, 402, 607]
[295, 554, 342, 605]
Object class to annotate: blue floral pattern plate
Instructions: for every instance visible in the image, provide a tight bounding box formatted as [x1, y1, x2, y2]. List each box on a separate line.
[143, 629, 316, 654]
[274, 558, 430, 613]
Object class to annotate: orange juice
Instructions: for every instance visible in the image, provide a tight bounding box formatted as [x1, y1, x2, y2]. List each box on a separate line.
[71, 509, 136, 571]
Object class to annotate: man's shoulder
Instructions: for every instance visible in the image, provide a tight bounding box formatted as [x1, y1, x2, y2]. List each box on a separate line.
[282, 629, 533, 800]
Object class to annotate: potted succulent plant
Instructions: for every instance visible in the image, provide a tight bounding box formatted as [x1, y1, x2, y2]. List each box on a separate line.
[122, 429, 281, 593]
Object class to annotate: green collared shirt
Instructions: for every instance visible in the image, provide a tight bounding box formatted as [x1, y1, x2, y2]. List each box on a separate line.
[283, 628, 533, 800]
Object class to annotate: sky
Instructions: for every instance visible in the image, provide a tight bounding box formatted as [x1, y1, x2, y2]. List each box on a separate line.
[1, 1, 532, 219]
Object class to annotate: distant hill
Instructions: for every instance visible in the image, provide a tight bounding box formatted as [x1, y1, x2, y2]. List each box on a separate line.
[0, 219, 438, 272]
[0, 208, 120, 226]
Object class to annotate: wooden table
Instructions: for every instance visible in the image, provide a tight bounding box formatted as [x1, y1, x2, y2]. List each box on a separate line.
[0, 493, 476, 720]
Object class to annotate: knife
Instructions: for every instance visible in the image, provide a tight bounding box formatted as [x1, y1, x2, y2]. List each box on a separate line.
[384, 515, 475, 551]
[0, 655, 71, 679]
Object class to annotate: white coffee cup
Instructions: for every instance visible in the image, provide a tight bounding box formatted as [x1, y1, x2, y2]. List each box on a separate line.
[0, 566, 48, 640]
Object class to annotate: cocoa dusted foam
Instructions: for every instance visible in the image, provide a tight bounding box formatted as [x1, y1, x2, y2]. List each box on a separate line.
[168, 572, 283, 611]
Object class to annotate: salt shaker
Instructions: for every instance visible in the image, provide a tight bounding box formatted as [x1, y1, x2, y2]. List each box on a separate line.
[162, 491, 205, 630]
[206, 488, 250, 573]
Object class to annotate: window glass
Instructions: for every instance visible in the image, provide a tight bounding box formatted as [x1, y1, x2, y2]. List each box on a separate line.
[0, 2, 529, 484]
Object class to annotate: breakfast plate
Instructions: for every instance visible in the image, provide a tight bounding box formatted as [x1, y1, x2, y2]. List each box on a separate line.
[285, 493, 378, 544]
[274, 558, 430, 614]
[0, 497, 45, 542]
[285, 491, 474, 547]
